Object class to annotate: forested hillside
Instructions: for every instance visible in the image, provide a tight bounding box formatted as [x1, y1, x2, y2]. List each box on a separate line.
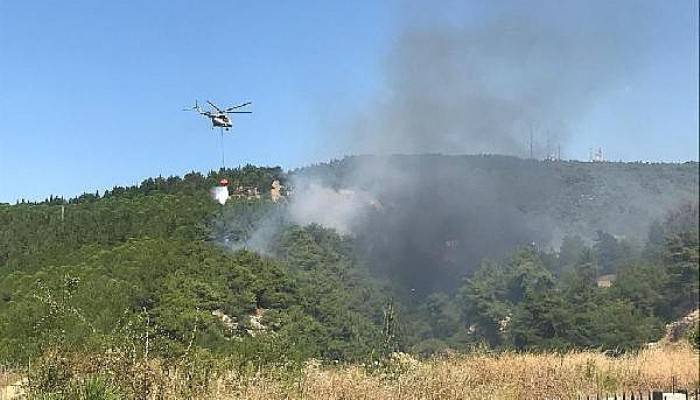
[0, 157, 698, 371]
[1, 165, 391, 365]
[293, 155, 698, 296]
[297, 155, 698, 243]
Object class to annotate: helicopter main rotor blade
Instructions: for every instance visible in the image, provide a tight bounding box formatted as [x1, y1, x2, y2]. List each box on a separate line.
[206, 100, 224, 113]
[225, 111, 252, 114]
[225, 102, 252, 111]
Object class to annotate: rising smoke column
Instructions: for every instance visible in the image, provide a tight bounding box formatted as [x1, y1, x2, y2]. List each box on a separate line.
[227, 2, 666, 296]
[300, 2, 661, 294]
[343, 1, 654, 157]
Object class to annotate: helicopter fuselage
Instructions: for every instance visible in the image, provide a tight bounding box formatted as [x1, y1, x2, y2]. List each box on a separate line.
[211, 114, 232, 129]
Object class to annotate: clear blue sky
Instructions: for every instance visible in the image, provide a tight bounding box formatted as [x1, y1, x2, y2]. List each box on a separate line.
[1, 1, 698, 202]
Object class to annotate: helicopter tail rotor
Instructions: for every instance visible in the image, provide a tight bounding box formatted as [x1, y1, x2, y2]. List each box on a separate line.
[183, 100, 201, 112]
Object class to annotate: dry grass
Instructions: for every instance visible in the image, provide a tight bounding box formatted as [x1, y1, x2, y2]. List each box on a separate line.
[213, 344, 699, 400]
[0, 369, 16, 390]
[3, 344, 698, 399]
[0, 367, 24, 400]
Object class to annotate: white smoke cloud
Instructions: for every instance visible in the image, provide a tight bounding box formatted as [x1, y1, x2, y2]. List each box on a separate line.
[210, 186, 229, 205]
[287, 178, 380, 235]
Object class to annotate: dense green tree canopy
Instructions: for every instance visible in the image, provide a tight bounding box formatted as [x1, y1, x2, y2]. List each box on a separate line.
[0, 163, 698, 367]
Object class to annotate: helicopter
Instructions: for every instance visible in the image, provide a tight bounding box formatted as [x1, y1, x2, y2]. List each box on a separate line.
[184, 100, 251, 131]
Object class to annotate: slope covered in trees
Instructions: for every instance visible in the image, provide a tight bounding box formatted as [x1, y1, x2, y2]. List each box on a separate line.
[0, 158, 698, 369]
[293, 155, 698, 299]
